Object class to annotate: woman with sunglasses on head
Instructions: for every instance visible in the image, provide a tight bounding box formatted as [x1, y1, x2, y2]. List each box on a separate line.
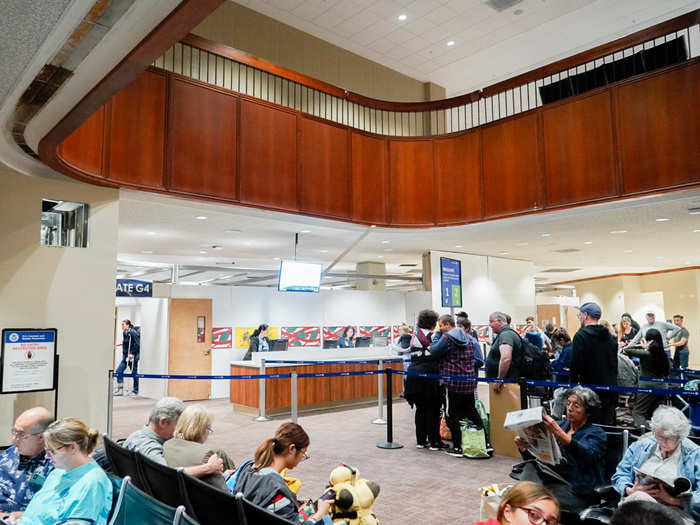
[229, 423, 331, 524]
[472, 481, 559, 525]
[163, 404, 234, 490]
[5, 418, 112, 525]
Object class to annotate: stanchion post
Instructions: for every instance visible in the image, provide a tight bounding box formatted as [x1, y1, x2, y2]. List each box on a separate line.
[519, 378, 528, 410]
[291, 371, 298, 424]
[107, 369, 114, 438]
[255, 358, 271, 422]
[377, 368, 403, 449]
[372, 359, 386, 425]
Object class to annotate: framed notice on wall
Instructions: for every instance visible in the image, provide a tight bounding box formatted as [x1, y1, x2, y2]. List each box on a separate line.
[440, 257, 462, 308]
[1, 328, 57, 393]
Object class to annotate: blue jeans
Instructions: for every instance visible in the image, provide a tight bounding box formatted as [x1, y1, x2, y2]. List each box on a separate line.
[116, 356, 139, 393]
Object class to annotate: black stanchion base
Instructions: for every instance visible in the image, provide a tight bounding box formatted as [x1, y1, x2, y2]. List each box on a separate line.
[376, 441, 404, 449]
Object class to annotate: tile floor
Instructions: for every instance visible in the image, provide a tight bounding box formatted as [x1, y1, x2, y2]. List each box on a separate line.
[112, 387, 515, 524]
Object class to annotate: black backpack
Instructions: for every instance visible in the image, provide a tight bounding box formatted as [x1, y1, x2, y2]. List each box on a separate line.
[507, 328, 551, 380]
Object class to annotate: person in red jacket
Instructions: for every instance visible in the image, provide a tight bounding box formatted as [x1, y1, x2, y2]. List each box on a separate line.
[471, 481, 560, 525]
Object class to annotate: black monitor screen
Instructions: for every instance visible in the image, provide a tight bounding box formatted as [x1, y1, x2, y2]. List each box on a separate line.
[355, 336, 371, 348]
[322, 339, 338, 349]
[268, 339, 288, 351]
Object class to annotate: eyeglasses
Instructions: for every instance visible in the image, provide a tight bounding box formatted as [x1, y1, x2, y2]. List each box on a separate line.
[11, 429, 41, 440]
[206, 427, 213, 435]
[654, 433, 679, 445]
[44, 444, 66, 456]
[518, 506, 558, 525]
[300, 452, 310, 462]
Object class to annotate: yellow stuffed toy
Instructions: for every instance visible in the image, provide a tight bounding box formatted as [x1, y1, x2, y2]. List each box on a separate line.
[328, 464, 380, 525]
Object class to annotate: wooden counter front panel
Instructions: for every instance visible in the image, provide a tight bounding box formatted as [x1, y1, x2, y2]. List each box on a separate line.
[58, 106, 105, 178]
[167, 78, 237, 199]
[298, 117, 351, 219]
[434, 131, 482, 224]
[616, 64, 700, 194]
[230, 365, 259, 407]
[351, 133, 389, 225]
[482, 113, 540, 218]
[389, 140, 435, 226]
[108, 70, 166, 189]
[543, 92, 617, 206]
[239, 99, 298, 211]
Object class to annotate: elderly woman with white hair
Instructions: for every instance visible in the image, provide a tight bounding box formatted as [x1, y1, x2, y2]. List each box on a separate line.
[612, 405, 700, 524]
[512, 386, 607, 514]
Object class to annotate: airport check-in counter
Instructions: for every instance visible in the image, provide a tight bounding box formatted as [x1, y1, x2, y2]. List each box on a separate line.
[230, 347, 403, 416]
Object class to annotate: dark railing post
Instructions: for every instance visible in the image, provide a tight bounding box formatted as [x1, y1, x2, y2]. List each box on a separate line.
[377, 368, 403, 449]
[519, 377, 528, 410]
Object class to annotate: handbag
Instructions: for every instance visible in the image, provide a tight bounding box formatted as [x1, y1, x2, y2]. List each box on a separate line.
[479, 484, 512, 520]
[461, 420, 489, 459]
[440, 412, 452, 441]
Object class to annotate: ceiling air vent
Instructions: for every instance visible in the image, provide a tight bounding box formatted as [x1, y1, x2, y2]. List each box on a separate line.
[541, 268, 582, 273]
[399, 263, 417, 267]
[486, 0, 523, 12]
[552, 248, 581, 253]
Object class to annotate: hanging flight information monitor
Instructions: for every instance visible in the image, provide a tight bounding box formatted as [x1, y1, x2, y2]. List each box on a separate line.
[440, 257, 462, 308]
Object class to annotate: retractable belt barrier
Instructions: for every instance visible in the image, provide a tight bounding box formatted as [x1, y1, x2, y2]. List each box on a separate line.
[264, 359, 403, 365]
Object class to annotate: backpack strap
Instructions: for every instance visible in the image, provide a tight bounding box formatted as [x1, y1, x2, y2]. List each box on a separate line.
[414, 329, 433, 350]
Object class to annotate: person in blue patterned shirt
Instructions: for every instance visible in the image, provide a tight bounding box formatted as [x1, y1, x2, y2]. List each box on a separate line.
[0, 407, 54, 513]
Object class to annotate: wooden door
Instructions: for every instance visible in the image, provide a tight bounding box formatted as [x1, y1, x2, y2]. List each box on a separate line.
[168, 298, 212, 400]
[566, 307, 581, 340]
[536, 305, 560, 329]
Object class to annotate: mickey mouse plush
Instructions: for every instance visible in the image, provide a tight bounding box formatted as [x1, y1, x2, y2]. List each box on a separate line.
[328, 464, 380, 525]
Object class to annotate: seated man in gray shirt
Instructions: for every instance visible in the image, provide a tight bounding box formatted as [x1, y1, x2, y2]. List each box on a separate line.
[623, 312, 681, 356]
[122, 397, 223, 478]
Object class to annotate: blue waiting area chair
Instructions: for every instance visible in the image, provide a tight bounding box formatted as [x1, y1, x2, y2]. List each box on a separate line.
[108, 476, 181, 525]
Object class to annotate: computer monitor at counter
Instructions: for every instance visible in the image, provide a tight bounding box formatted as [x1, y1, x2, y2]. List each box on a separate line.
[268, 338, 288, 351]
[322, 339, 338, 349]
[354, 336, 371, 347]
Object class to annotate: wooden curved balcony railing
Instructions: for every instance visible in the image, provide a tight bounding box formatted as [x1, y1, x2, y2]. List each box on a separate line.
[41, 10, 700, 227]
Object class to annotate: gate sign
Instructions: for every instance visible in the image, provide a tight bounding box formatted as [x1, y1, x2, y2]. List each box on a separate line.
[440, 257, 462, 308]
[1, 329, 57, 393]
[116, 279, 153, 297]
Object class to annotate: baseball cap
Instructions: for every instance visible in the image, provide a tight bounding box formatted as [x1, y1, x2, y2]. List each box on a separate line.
[646, 311, 655, 316]
[578, 302, 602, 319]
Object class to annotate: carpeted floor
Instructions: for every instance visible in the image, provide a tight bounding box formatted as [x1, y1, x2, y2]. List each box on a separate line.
[112, 389, 516, 524]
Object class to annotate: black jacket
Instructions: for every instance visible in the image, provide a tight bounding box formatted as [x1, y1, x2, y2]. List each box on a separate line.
[570, 325, 618, 385]
[243, 335, 269, 361]
[122, 327, 140, 359]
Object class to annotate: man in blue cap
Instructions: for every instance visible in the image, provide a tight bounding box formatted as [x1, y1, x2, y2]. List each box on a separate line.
[570, 302, 619, 425]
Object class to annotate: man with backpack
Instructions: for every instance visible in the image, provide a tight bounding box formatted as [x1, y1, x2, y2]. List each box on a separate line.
[569, 302, 618, 425]
[486, 312, 523, 392]
[431, 314, 484, 457]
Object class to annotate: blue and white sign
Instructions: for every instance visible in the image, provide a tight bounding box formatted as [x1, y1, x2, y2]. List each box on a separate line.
[440, 257, 462, 308]
[1, 329, 57, 393]
[116, 279, 153, 297]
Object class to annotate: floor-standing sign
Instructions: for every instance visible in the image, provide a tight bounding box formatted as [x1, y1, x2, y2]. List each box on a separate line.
[1, 329, 59, 417]
[440, 257, 462, 309]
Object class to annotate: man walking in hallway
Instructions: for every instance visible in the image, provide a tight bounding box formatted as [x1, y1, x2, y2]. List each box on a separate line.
[115, 319, 140, 396]
[569, 302, 618, 425]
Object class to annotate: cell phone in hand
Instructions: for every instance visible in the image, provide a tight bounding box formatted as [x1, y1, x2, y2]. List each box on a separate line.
[319, 489, 336, 501]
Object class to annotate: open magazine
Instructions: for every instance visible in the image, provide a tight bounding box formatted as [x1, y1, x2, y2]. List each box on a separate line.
[633, 466, 691, 497]
[504, 406, 562, 465]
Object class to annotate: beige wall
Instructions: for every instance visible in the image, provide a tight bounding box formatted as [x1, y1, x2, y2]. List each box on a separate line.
[573, 269, 700, 367]
[193, 2, 444, 102]
[0, 164, 119, 441]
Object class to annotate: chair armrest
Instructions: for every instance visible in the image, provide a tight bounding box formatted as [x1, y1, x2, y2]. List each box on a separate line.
[595, 485, 621, 503]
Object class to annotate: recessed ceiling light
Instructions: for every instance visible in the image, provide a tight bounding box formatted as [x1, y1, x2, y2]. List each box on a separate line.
[147, 231, 156, 235]
[381, 240, 390, 244]
[370, 225, 377, 228]
[141, 250, 153, 254]
[244, 242, 252, 246]
[195, 216, 207, 220]
[655, 218, 671, 222]
[499, 251, 509, 255]
[384, 248, 393, 252]
[656, 256, 664, 260]
[199, 250, 207, 254]
[455, 245, 463, 248]
[516, 242, 529, 246]
[320, 249, 328, 253]
[273, 257, 281, 260]
[300, 230, 310, 233]
[583, 241, 593, 245]
[398, 13, 407, 21]
[624, 250, 633, 253]
[225, 229, 241, 233]
[610, 230, 628, 234]
[377, 255, 384, 258]
[446, 40, 455, 46]
[541, 233, 551, 237]
[694, 229, 700, 233]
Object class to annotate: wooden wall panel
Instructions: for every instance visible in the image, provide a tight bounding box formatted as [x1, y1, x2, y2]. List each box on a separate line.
[389, 140, 435, 226]
[543, 92, 616, 206]
[239, 99, 298, 211]
[434, 132, 482, 224]
[108, 70, 166, 188]
[617, 63, 700, 194]
[58, 106, 105, 177]
[351, 133, 388, 225]
[167, 78, 237, 198]
[482, 114, 540, 218]
[298, 117, 351, 219]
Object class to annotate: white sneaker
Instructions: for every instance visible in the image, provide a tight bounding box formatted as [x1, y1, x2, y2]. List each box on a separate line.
[113, 386, 124, 396]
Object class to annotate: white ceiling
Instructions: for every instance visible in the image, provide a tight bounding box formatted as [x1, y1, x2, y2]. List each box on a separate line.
[234, 0, 700, 96]
[118, 188, 700, 286]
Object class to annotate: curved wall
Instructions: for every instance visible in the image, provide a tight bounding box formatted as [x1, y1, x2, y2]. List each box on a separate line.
[52, 59, 700, 227]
